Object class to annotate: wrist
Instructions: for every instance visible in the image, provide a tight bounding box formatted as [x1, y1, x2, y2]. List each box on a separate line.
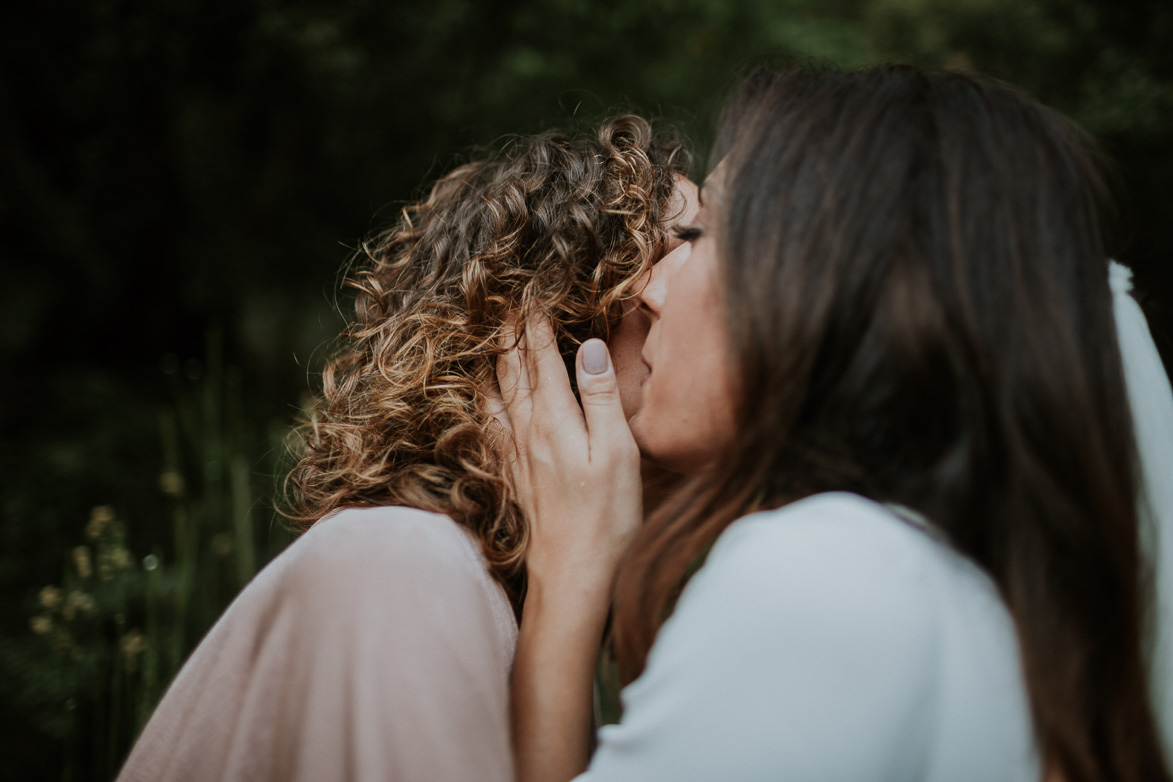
[523, 572, 614, 627]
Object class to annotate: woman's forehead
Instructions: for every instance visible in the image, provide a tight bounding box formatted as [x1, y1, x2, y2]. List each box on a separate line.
[666, 175, 700, 228]
[699, 159, 729, 209]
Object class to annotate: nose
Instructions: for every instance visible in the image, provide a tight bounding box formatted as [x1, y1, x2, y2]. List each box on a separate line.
[639, 242, 691, 318]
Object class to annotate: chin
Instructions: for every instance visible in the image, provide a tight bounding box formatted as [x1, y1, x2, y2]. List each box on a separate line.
[628, 416, 665, 467]
[630, 426, 710, 479]
[616, 380, 644, 421]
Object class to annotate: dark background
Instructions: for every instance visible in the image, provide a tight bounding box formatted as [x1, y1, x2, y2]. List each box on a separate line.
[2, 0, 1171, 779]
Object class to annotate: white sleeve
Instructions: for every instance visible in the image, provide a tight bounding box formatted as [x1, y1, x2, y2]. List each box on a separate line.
[577, 495, 942, 782]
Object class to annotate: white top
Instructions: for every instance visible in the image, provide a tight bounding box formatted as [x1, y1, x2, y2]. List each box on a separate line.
[117, 506, 518, 782]
[579, 492, 1040, 782]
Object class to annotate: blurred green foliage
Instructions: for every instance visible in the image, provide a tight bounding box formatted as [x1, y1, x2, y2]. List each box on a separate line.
[0, 334, 294, 780]
[0, 0, 1169, 779]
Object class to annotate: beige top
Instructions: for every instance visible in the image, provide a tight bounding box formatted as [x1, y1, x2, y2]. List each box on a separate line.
[117, 505, 518, 782]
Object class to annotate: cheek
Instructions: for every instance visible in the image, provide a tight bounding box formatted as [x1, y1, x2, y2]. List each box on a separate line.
[635, 324, 738, 475]
[647, 284, 738, 471]
[697, 360, 738, 460]
[608, 307, 651, 419]
[675, 346, 737, 468]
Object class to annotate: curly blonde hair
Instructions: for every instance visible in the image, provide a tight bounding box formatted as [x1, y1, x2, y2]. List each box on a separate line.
[286, 115, 689, 605]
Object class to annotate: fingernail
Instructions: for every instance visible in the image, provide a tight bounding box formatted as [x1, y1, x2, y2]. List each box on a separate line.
[582, 340, 609, 375]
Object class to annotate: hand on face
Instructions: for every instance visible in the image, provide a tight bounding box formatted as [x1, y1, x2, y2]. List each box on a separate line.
[492, 317, 643, 595]
[484, 174, 722, 593]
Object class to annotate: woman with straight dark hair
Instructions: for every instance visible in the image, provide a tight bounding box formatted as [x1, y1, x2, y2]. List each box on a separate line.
[499, 65, 1173, 782]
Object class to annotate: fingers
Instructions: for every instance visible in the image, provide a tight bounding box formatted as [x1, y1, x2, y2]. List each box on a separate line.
[482, 377, 512, 437]
[576, 339, 636, 458]
[523, 315, 580, 417]
[501, 315, 620, 464]
[483, 374, 521, 471]
[497, 320, 532, 429]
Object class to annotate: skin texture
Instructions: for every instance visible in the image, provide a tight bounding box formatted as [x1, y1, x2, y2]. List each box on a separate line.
[610, 176, 701, 418]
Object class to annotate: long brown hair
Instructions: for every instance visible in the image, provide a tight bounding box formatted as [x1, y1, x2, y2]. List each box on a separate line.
[286, 115, 689, 606]
[610, 65, 1168, 782]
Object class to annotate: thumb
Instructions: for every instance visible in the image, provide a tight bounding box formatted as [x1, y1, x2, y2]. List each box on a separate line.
[576, 339, 634, 455]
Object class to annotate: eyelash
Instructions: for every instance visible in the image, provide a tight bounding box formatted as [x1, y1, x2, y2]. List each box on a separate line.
[674, 226, 703, 242]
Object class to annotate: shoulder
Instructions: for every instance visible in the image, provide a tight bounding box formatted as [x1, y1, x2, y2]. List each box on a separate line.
[656, 492, 965, 664]
[295, 505, 487, 577]
[711, 491, 945, 569]
[689, 492, 976, 627]
[660, 491, 1026, 748]
[123, 506, 519, 782]
[271, 506, 512, 633]
[589, 493, 1033, 781]
[632, 491, 1017, 734]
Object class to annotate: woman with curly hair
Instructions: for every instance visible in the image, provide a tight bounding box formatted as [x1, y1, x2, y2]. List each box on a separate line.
[116, 115, 697, 782]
